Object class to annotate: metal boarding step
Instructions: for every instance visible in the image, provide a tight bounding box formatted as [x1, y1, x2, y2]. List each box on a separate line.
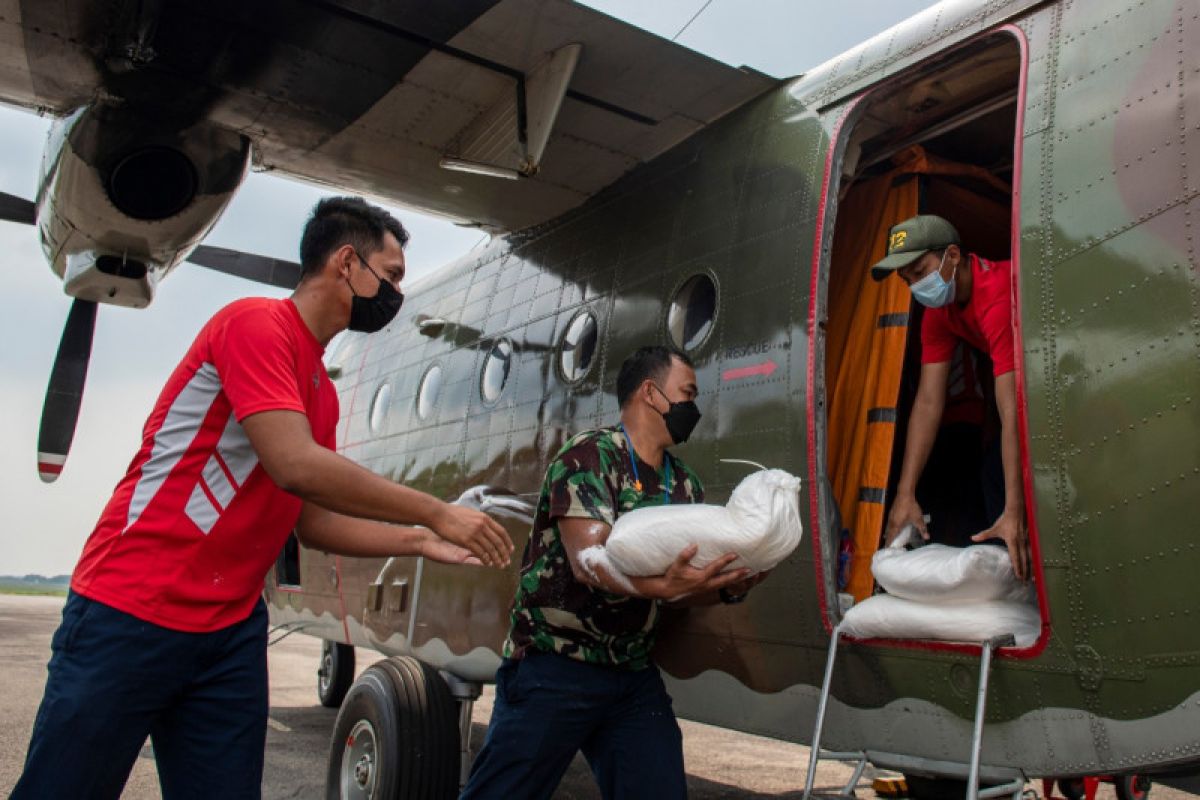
[801, 624, 1021, 800]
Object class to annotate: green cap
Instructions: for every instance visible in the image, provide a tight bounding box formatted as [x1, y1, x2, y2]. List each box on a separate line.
[869, 214, 960, 281]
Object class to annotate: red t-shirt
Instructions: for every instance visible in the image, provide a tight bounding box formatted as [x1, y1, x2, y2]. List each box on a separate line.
[941, 341, 987, 427]
[920, 254, 1015, 377]
[71, 298, 339, 632]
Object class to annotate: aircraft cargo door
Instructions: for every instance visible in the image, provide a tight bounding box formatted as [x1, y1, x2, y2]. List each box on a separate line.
[817, 29, 1047, 650]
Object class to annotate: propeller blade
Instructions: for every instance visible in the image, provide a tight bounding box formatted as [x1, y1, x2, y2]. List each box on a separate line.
[0, 191, 36, 225]
[37, 299, 98, 483]
[188, 245, 302, 289]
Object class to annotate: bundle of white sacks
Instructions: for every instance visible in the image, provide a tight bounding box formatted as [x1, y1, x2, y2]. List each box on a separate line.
[841, 531, 1040, 647]
[604, 468, 803, 577]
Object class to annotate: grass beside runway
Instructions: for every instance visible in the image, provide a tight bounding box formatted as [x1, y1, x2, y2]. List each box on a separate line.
[0, 584, 67, 597]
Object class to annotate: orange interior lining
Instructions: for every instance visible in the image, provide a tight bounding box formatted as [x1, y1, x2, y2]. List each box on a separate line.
[827, 173, 916, 601]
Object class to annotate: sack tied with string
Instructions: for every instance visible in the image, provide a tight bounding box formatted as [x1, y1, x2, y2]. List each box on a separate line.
[605, 469, 803, 576]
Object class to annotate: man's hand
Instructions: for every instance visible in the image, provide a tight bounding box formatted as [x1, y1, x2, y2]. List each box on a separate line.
[428, 502, 514, 568]
[652, 545, 749, 601]
[987, 372, 1030, 581]
[971, 510, 1029, 580]
[420, 532, 483, 566]
[885, 494, 928, 545]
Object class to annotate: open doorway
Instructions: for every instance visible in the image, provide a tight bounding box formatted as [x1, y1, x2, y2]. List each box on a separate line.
[821, 32, 1023, 606]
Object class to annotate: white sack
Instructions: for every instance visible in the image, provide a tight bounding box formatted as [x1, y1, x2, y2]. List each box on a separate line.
[872, 543, 1033, 604]
[840, 593, 1041, 648]
[605, 469, 803, 576]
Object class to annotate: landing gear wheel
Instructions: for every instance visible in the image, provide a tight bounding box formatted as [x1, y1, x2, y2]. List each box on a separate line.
[903, 775, 968, 800]
[318, 641, 356, 708]
[1115, 775, 1151, 800]
[325, 657, 461, 800]
[1057, 778, 1087, 800]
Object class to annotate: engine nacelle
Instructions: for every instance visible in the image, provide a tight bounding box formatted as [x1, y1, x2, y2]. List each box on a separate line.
[37, 104, 251, 308]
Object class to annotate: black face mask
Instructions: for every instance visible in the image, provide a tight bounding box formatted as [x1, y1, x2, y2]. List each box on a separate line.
[653, 384, 702, 444]
[347, 252, 404, 333]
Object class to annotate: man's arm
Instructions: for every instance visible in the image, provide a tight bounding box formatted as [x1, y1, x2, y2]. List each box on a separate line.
[558, 517, 749, 601]
[241, 410, 513, 567]
[885, 361, 950, 543]
[970, 371, 1030, 579]
[295, 503, 479, 564]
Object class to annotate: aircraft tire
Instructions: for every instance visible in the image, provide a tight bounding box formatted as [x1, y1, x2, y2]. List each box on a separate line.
[903, 775, 968, 800]
[318, 641, 356, 708]
[903, 775, 1007, 799]
[1115, 775, 1152, 800]
[325, 657, 460, 800]
[1057, 778, 1087, 800]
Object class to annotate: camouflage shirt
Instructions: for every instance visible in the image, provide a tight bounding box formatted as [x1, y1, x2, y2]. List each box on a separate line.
[503, 426, 704, 671]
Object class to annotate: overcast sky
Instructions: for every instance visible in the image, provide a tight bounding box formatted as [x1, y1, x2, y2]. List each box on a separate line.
[0, 0, 933, 575]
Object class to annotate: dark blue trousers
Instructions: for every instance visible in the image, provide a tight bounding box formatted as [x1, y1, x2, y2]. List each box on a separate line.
[12, 591, 269, 800]
[460, 650, 687, 800]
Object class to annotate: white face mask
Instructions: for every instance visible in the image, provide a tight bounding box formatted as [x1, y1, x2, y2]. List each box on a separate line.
[909, 250, 957, 308]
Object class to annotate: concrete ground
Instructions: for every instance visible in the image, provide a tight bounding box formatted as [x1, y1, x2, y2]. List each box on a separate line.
[0, 593, 1193, 799]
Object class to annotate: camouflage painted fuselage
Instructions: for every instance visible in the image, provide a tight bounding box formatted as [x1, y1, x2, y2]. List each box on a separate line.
[267, 0, 1200, 779]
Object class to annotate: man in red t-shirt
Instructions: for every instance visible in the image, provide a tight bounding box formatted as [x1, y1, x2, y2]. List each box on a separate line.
[871, 214, 1029, 579]
[13, 197, 514, 799]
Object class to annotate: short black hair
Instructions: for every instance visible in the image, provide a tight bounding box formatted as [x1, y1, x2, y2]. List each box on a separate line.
[616, 345, 694, 408]
[298, 196, 409, 280]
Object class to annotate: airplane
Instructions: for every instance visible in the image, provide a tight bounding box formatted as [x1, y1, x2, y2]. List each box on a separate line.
[2, 0, 1198, 798]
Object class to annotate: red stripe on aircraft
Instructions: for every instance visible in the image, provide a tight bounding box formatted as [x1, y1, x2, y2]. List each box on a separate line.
[721, 360, 777, 382]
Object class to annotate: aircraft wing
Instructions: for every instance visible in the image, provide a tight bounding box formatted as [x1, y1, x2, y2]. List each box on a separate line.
[0, 0, 777, 232]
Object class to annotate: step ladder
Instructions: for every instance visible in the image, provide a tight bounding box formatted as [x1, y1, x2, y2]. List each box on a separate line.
[801, 623, 1021, 800]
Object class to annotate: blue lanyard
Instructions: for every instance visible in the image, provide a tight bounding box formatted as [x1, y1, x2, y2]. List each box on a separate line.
[620, 424, 671, 505]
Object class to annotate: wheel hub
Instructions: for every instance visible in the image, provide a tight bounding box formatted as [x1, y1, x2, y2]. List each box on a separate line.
[319, 648, 333, 693]
[340, 719, 378, 799]
[354, 753, 372, 787]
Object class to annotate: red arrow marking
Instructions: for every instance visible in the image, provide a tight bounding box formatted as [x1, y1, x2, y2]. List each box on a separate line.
[722, 360, 778, 382]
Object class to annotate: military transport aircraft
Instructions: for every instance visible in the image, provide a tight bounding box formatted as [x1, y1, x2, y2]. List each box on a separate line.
[2, 0, 1198, 798]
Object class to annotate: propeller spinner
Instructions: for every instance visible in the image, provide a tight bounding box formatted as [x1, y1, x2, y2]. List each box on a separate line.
[37, 298, 98, 482]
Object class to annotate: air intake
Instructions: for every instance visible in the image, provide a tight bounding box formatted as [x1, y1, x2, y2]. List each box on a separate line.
[107, 146, 197, 221]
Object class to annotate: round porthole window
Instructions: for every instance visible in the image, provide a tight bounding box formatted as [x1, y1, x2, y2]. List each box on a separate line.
[368, 382, 391, 433]
[559, 311, 598, 383]
[481, 339, 514, 404]
[416, 364, 443, 421]
[667, 273, 717, 351]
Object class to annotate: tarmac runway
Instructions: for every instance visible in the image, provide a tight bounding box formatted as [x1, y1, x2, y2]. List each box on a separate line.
[1, 593, 1193, 799]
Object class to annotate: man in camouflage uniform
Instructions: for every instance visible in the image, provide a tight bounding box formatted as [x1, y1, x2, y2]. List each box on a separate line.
[461, 345, 767, 800]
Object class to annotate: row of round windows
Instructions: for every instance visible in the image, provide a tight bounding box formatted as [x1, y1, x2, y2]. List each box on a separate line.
[368, 273, 717, 432]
